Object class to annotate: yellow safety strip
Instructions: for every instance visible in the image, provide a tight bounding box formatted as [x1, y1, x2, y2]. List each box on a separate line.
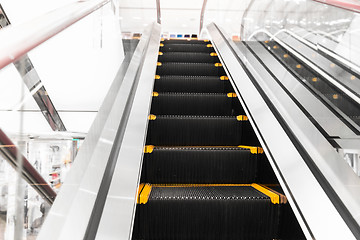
[283, 54, 289, 58]
[161, 38, 164, 41]
[264, 40, 269, 43]
[236, 115, 248, 121]
[220, 76, 229, 80]
[148, 114, 157, 120]
[238, 145, 264, 154]
[251, 184, 280, 204]
[138, 184, 152, 204]
[137, 183, 145, 204]
[159, 52, 163, 55]
[157, 62, 162, 66]
[144, 145, 155, 153]
[273, 45, 278, 49]
[140, 183, 284, 205]
[296, 64, 301, 69]
[333, 94, 339, 100]
[160, 43, 164, 47]
[204, 39, 210, 42]
[261, 185, 287, 204]
[152, 184, 252, 187]
[210, 52, 218, 56]
[152, 92, 159, 97]
[227, 93, 237, 98]
[207, 44, 213, 48]
[215, 63, 222, 67]
[312, 77, 317, 82]
[155, 75, 161, 79]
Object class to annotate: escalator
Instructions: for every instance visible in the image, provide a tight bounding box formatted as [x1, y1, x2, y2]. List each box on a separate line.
[260, 40, 360, 130]
[132, 39, 305, 239]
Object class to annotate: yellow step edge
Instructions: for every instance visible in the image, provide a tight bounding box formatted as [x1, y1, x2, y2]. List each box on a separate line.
[236, 115, 248, 121]
[251, 183, 280, 204]
[220, 76, 229, 80]
[261, 185, 287, 204]
[227, 93, 237, 98]
[158, 52, 163, 55]
[160, 43, 164, 47]
[157, 62, 162, 66]
[215, 63, 222, 67]
[238, 145, 264, 154]
[138, 184, 152, 204]
[144, 145, 155, 153]
[155, 75, 161, 79]
[207, 44, 213, 48]
[148, 114, 157, 120]
[152, 92, 159, 97]
[137, 183, 145, 204]
[152, 184, 252, 187]
[210, 52, 218, 56]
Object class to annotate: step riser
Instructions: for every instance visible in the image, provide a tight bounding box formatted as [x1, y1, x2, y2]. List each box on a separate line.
[157, 63, 225, 76]
[151, 94, 243, 116]
[146, 117, 259, 146]
[153, 76, 232, 93]
[158, 53, 218, 63]
[160, 44, 214, 53]
[141, 148, 258, 184]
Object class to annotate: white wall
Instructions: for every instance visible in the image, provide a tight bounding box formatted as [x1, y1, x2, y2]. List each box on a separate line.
[0, 0, 124, 134]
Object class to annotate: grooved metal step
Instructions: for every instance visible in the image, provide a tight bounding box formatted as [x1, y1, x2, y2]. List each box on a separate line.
[150, 93, 243, 116]
[146, 115, 259, 146]
[160, 43, 214, 53]
[161, 39, 210, 45]
[153, 75, 232, 93]
[141, 146, 261, 184]
[158, 52, 218, 63]
[156, 62, 225, 76]
[133, 184, 285, 240]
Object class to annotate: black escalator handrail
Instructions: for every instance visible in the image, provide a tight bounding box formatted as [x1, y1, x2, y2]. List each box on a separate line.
[0, 0, 109, 70]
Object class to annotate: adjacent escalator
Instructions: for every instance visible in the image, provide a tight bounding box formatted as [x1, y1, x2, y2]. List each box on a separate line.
[132, 39, 305, 240]
[260, 40, 360, 129]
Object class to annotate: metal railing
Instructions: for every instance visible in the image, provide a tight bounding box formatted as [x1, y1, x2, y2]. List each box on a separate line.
[0, 0, 109, 70]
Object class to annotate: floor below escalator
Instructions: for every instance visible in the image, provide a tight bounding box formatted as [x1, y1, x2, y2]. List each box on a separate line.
[132, 39, 305, 240]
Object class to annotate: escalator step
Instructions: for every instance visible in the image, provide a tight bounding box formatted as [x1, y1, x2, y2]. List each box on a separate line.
[133, 184, 285, 240]
[158, 52, 218, 63]
[160, 44, 214, 53]
[153, 75, 232, 93]
[141, 146, 262, 184]
[161, 39, 210, 45]
[150, 93, 244, 116]
[146, 115, 259, 146]
[156, 62, 225, 76]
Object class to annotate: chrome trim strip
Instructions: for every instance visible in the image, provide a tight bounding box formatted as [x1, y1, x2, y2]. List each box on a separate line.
[95, 22, 161, 240]
[37, 22, 149, 239]
[207, 22, 360, 239]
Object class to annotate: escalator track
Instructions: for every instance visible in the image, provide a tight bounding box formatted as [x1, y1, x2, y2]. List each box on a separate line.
[132, 39, 305, 240]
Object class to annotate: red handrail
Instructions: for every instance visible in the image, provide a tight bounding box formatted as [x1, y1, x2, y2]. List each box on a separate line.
[0, 129, 56, 204]
[312, 0, 360, 13]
